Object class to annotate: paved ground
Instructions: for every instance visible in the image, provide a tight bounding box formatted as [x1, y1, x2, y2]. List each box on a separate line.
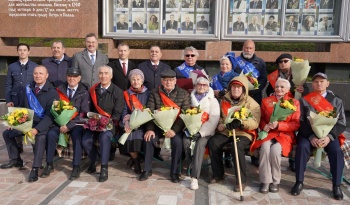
[0, 123, 350, 205]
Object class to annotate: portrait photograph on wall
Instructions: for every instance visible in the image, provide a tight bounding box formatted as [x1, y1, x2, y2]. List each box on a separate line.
[284, 14, 299, 35]
[181, 12, 194, 33]
[115, 12, 130, 32]
[265, 0, 280, 11]
[181, 0, 195, 11]
[263, 14, 279, 35]
[132, 13, 146, 32]
[132, 0, 145, 11]
[196, 14, 210, 34]
[196, 0, 210, 12]
[286, 0, 300, 10]
[116, 0, 129, 11]
[165, 13, 180, 33]
[247, 14, 262, 34]
[319, 0, 334, 11]
[147, 13, 159, 32]
[231, 13, 247, 34]
[301, 14, 316, 34]
[231, 0, 247, 11]
[249, 0, 263, 11]
[166, 0, 179, 10]
[318, 14, 334, 35]
[147, 0, 160, 11]
[303, 0, 316, 11]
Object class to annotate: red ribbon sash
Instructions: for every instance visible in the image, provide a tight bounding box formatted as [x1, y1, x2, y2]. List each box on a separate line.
[90, 83, 111, 118]
[201, 112, 209, 124]
[123, 91, 144, 111]
[56, 88, 78, 120]
[304, 92, 345, 146]
[159, 88, 180, 112]
[268, 70, 293, 98]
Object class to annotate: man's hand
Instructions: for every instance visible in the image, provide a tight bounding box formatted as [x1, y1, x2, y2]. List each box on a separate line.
[144, 130, 155, 142]
[165, 129, 176, 138]
[318, 136, 331, 148]
[295, 85, 304, 93]
[226, 119, 242, 130]
[60, 125, 69, 133]
[310, 136, 319, 148]
[191, 132, 201, 142]
[268, 121, 278, 130]
[6, 102, 14, 107]
[30, 128, 38, 137]
[217, 123, 226, 132]
[263, 124, 270, 132]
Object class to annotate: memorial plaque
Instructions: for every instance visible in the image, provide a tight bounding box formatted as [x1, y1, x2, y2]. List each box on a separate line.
[0, 0, 98, 38]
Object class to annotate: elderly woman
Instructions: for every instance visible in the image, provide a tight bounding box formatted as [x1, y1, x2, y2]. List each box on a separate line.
[148, 15, 159, 30]
[211, 55, 239, 99]
[121, 69, 149, 174]
[183, 73, 220, 190]
[252, 78, 300, 194]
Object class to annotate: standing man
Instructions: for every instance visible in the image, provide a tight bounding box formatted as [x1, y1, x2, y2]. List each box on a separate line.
[108, 42, 137, 91]
[1, 65, 58, 183]
[72, 33, 109, 88]
[175, 46, 208, 78]
[42, 67, 90, 180]
[42, 40, 72, 87]
[139, 69, 191, 182]
[291, 73, 346, 200]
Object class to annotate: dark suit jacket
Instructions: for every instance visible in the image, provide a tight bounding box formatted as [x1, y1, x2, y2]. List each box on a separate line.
[108, 59, 137, 91]
[138, 60, 171, 89]
[181, 2, 190, 8]
[181, 21, 194, 30]
[117, 22, 128, 30]
[166, 20, 178, 30]
[133, 21, 144, 30]
[197, 20, 208, 29]
[148, 0, 159, 8]
[248, 23, 261, 32]
[266, 0, 278, 9]
[320, 0, 333, 9]
[233, 21, 245, 31]
[250, 1, 262, 9]
[133, 0, 144, 8]
[285, 21, 298, 31]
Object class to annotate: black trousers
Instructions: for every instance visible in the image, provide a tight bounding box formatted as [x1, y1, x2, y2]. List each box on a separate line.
[208, 133, 251, 184]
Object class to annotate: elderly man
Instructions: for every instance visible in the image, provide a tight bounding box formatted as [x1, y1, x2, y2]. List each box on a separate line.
[42, 67, 90, 180]
[82, 65, 124, 182]
[291, 73, 346, 200]
[248, 15, 261, 32]
[139, 69, 191, 182]
[42, 41, 72, 87]
[175, 46, 208, 79]
[1, 65, 58, 183]
[197, 15, 209, 30]
[72, 33, 109, 87]
[181, 15, 194, 30]
[166, 14, 178, 30]
[108, 42, 137, 91]
[148, 0, 159, 8]
[233, 16, 245, 31]
[285, 15, 298, 32]
[132, 16, 144, 30]
[117, 14, 129, 30]
[250, 0, 262, 9]
[207, 75, 260, 192]
[302, 15, 315, 31]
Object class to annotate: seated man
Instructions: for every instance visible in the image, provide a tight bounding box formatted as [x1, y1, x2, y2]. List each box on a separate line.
[1, 65, 58, 183]
[291, 73, 346, 200]
[139, 69, 191, 183]
[207, 75, 260, 191]
[42, 67, 90, 180]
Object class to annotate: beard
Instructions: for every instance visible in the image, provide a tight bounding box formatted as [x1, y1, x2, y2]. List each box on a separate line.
[243, 52, 254, 59]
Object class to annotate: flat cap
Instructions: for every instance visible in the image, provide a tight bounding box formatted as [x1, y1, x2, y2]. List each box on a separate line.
[275, 53, 292, 64]
[66, 67, 81, 76]
[160, 69, 176, 78]
[312, 72, 328, 81]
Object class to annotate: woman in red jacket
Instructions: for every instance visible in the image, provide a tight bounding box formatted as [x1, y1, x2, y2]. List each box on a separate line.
[252, 78, 300, 194]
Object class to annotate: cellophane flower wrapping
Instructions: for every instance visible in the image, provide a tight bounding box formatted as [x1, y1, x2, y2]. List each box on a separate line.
[152, 107, 179, 149]
[1, 107, 34, 144]
[225, 106, 253, 137]
[118, 108, 154, 145]
[83, 112, 113, 132]
[308, 110, 338, 167]
[180, 106, 204, 153]
[291, 58, 311, 100]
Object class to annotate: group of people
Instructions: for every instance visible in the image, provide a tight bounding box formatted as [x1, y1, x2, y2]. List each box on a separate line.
[1, 36, 346, 201]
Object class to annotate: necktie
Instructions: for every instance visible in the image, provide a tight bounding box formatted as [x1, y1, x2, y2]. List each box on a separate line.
[254, 2, 257, 9]
[153, 65, 158, 70]
[101, 88, 106, 94]
[55, 59, 61, 64]
[122, 62, 127, 76]
[68, 88, 74, 100]
[90, 55, 95, 65]
[186, 23, 189, 27]
[35, 87, 40, 94]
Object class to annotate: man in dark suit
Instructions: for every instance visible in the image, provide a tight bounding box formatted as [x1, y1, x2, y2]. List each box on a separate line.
[72, 33, 109, 88]
[248, 15, 261, 32]
[233, 16, 245, 31]
[181, 15, 194, 30]
[196, 0, 209, 8]
[132, 16, 144, 30]
[197, 15, 209, 30]
[108, 42, 137, 91]
[133, 0, 144, 8]
[285, 15, 298, 31]
[250, 0, 262, 9]
[266, 0, 278, 9]
[1, 65, 59, 183]
[166, 14, 178, 30]
[116, 14, 129, 30]
[148, 0, 159, 8]
[181, 0, 190, 8]
[320, 0, 333, 9]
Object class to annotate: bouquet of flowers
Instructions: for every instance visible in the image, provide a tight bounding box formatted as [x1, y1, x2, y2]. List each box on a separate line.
[291, 57, 311, 100]
[180, 106, 205, 153]
[50, 100, 77, 147]
[153, 106, 179, 149]
[245, 72, 260, 90]
[83, 112, 113, 132]
[225, 106, 253, 136]
[308, 109, 338, 167]
[118, 108, 154, 145]
[257, 98, 297, 140]
[1, 107, 35, 144]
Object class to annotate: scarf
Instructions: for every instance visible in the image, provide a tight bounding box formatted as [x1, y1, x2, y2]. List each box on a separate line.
[217, 69, 239, 89]
[194, 91, 208, 103]
[129, 85, 145, 94]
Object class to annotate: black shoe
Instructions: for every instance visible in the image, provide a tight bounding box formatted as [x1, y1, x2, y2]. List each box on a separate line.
[28, 168, 38, 182]
[127, 157, 134, 168]
[41, 165, 54, 178]
[86, 162, 96, 174]
[139, 170, 152, 181]
[208, 175, 225, 184]
[109, 147, 116, 161]
[251, 156, 259, 167]
[225, 159, 233, 168]
[259, 183, 269, 194]
[154, 154, 164, 161]
[170, 173, 180, 183]
[99, 167, 108, 182]
[133, 158, 141, 174]
[291, 182, 303, 196]
[233, 183, 247, 192]
[289, 159, 295, 172]
[18, 146, 24, 154]
[0, 159, 23, 169]
[269, 183, 279, 193]
[69, 166, 81, 180]
[333, 185, 343, 200]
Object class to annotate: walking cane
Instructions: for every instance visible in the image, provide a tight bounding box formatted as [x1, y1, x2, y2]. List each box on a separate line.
[232, 129, 244, 201]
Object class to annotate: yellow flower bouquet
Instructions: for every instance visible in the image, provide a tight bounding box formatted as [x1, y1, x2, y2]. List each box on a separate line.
[1, 107, 35, 144]
[291, 57, 311, 100]
[257, 98, 297, 140]
[153, 106, 179, 149]
[50, 100, 77, 147]
[308, 109, 339, 167]
[225, 106, 253, 136]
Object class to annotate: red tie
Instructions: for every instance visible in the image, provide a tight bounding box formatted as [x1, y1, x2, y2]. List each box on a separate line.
[35, 87, 40, 94]
[122, 62, 127, 76]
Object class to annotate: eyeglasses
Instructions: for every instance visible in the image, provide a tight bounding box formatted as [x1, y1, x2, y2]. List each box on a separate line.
[279, 60, 290, 64]
[275, 85, 285, 88]
[185, 54, 196, 58]
[196, 84, 208, 87]
[162, 78, 175, 82]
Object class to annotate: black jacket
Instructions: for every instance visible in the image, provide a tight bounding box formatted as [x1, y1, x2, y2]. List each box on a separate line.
[42, 54, 72, 87]
[138, 60, 171, 89]
[108, 59, 137, 91]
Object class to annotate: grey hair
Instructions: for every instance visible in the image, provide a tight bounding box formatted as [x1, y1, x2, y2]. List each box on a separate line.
[196, 77, 210, 85]
[276, 77, 291, 90]
[183, 46, 199, 57]
[98, 65, 113, 77]
[52, 40, 65, 48]
[219, 55, 230, 64]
